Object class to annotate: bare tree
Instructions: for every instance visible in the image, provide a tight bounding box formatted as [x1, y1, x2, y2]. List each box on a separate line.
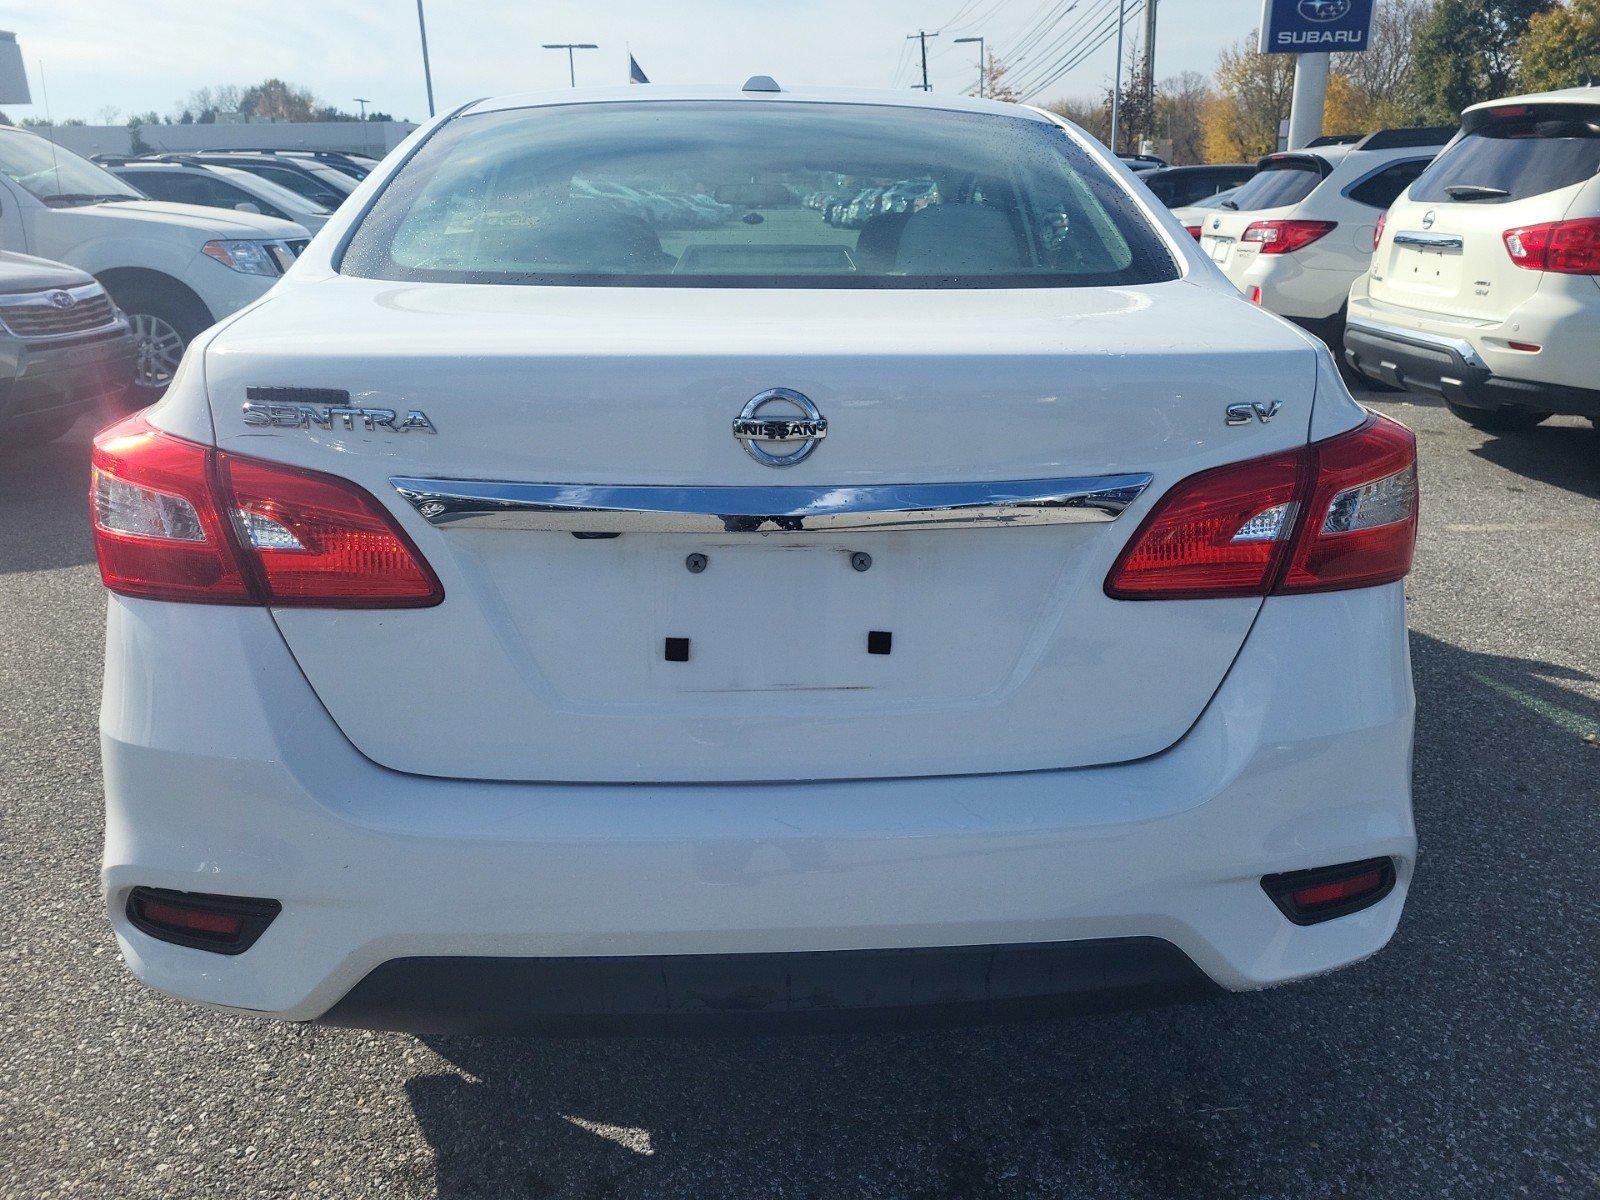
[1335, 0, 1433, 123]
[1156, 71, 1213, 164]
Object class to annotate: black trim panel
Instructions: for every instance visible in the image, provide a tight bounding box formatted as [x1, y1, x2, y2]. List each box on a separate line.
[1345, 324, 1600, 418]
[317, 937, 1219, 1035]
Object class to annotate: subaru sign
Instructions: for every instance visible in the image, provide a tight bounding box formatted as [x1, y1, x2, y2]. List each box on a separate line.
[1259, 0, 1375, 53]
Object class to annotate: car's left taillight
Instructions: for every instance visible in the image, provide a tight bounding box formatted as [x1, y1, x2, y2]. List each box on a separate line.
[91, 414, 442, 607]
[1105, 413, 1417, 600]
[1242, 219, 1337, 255]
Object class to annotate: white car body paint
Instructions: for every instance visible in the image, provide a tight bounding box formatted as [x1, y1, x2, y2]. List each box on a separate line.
[100, 86, 1415, 1025]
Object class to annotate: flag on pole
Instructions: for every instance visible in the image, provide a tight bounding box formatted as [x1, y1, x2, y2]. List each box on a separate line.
[629, 53, 649, 84]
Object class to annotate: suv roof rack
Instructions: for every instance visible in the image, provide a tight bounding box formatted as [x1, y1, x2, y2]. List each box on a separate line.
[1306, 133, 1364, 147]
[1353, 126, 1457, 151]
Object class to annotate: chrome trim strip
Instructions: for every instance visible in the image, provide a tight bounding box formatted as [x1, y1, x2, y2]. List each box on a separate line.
[0, 281, 106, 306]
[1393, 231, 1464, 250]
[1346, 316, 1488, 370]
[390, 475, 1154, 533]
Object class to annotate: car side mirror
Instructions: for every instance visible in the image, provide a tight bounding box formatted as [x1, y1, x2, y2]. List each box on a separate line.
[234, 201, 262, 215]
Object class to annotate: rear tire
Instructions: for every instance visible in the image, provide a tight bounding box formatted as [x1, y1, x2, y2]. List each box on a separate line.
[1444, 399, 1550, 433]
[100, 280, 211, 402]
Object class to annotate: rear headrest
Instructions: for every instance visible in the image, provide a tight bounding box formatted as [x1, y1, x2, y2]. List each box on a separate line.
[894, 205, 1023, 275]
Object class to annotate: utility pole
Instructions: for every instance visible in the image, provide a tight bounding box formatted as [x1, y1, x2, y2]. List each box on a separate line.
[415, 0, 435, 118]
[954, 36, 985, 97]
[906, 30, 938, 92]
[1142, 0, 1159, 84]
[543, 42, 599, 88]
[1109, 0, 1127, 153]
[354, 97, 370, 121]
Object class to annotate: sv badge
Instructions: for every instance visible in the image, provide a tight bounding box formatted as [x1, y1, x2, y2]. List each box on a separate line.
[1225, 400, 1283, 426]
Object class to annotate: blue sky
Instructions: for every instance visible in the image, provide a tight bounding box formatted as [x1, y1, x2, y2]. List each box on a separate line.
[3, 0, 1267, 123]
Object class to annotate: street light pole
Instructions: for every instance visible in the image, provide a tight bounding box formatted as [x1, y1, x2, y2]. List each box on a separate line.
[954, 36, 985, 98]
[354, 97, 370, 121]
[542, 42, 599, 87]
[1109, 0, 1127, 153]
[415, 0, 435, 118]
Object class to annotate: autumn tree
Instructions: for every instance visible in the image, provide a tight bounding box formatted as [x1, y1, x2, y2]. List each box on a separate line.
[979, 54, 1021, 103]
[1517, 0, 1600, 91]
[239, 79, 318, 123]
[1043, 96, 1110, 143]
[1331, 0, 1433, 129]
[1202, 33, 1296, 161]
[1410, 0, 1556, 122]
[1103, 50, 1157, 155]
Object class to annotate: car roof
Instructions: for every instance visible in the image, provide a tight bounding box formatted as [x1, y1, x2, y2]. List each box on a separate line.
[1464, 85, 1600, 114]
[463, 84, 1055, 123]
[1145, 163, 1251, 176]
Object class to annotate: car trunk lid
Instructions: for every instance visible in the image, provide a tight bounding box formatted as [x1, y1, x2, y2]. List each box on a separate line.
[203, 276, 1318, 782]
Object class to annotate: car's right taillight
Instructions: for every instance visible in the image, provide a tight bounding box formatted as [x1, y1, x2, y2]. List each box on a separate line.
[1105, 413, 1417, 600]
[91, 414, 442, 608]
[1503, 218, 1600, 274]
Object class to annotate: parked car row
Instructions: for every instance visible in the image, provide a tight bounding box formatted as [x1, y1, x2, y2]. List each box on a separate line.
[812, 178, 940, 228]
[1174, 85, 1599, 435]
[0, 122, 332, 446]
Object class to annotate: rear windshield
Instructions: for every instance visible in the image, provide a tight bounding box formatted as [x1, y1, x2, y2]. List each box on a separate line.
[1411, 107, 1600, 203]
[1145, 168, 1252, 208]
[1226, 160, 1324, 211]
[339, 101, 1179, 288]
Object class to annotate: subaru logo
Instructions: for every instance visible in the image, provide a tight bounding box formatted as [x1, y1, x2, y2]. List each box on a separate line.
[47, 290, 75, 310]
[1298, 0, 1350, 20]
[733, 388, 827, 468]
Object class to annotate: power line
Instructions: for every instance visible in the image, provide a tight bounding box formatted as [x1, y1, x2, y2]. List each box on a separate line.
[1005, 0, 1119, 93]
[1002, 0, 1083, 67]
[1018, 0, 1144, 100]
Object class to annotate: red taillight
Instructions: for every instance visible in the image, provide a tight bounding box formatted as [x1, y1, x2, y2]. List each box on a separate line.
[91, 414, 443, 608]
[1503, 218, 1600, 274]
[1372, 211, 1387, 252]
[1105, 413, 1417, 600]
[1184, 224, 1202, 240]
[1242, 219, 1337, 255]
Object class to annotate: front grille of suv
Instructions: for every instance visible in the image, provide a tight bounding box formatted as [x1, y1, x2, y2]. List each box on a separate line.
[0, 283, 120, 341]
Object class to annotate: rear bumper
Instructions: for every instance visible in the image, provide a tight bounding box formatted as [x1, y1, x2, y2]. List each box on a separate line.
[102, 584, 1416, 1029]
[0, 328, 135, 426]
[320, 939, 1219, 1034]
[1344, 317, 1600, 418]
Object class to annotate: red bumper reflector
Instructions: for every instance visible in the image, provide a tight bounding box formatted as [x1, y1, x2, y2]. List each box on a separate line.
[126, 887, 282, 954]
[1261, 859, 1396, 925]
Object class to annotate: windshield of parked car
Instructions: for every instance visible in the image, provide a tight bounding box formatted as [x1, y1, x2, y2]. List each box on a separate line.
[1410, 106, 1600, 203]
[0, 132, 143, 205]
[340, 101, 1180, 288]
[1226, 159, 1324, 211]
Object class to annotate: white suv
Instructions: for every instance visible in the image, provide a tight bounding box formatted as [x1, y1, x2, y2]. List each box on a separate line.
[92, 84, 1418, 1032]
[1346, 88, 1600, 432]
[1199, 130, 1453, 351]
[0, 125, 310, 399]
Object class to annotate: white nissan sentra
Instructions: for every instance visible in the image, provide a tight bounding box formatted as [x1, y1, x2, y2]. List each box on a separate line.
[93, 82, 1419, 1033]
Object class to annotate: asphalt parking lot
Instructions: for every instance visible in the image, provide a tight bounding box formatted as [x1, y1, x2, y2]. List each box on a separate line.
[2, 388, 1596, 1200]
